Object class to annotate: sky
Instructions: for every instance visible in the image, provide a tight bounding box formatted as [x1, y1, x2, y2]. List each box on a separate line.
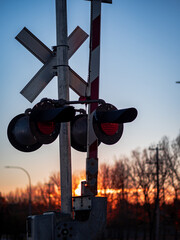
[0, 0, 180, 195]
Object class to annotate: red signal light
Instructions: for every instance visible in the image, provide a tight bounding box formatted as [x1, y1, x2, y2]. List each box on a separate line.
[93, 103, 124, 145]
[29, 101, 61, 144]
[7, 99, 76, 151]
[92, 103, 137, 145]
[37, 122, 56, 135]
[100, 123, 119, 136]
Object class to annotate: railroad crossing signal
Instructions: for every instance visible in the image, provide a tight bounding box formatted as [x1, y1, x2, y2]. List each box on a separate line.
[93, 103, 137, 144]
[8, 100, 137, 152]
[6, 1, 140, 239]
[7, 100, 75, 152]
[16, 26, 88, 102]
[71, 103, 137, 152]
[7, 0, 139, 238]
[8, 0, 138, 155]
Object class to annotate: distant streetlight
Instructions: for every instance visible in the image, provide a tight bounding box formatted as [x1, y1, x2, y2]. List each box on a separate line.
[5, 166, 32, 215]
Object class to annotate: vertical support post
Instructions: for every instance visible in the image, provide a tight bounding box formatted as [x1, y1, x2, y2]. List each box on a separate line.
[86, 0, 102, 196]
[56, 0, 72, 214]
[155, 147, 160, 240]
[149, 146, 163, 240]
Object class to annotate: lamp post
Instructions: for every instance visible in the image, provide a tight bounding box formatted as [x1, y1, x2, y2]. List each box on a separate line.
[5, 166, 32, 215]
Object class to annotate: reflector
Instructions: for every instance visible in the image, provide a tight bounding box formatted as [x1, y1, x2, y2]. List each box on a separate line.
[37, 122, 56, 135]
[7, 114, 42, 152]
[30, 101, 60, 144]
[93, 103, 124, 145]
[100, 123, 119, 136]
[7, 99, 77, 151]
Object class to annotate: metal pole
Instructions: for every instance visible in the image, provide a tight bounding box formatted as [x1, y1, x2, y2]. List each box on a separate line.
[86, 0, 102, 196]
[56, 0, 72, 214]
[149, 146, 162, 240]
[85, 0, 111, 196]
[155, 147, 160, 240]
[5, 166, 32, 215]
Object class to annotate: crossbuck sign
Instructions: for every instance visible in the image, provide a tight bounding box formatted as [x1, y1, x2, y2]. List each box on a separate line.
[16, 26, 88, 102]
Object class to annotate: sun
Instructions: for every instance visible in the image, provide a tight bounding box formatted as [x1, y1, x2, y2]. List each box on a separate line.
[74, 180, 86, 196]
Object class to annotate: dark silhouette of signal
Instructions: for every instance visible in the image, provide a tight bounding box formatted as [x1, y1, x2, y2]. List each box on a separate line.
[71, 103, 137, 152]
[7, 100, 137, 152]
[7, 100, 75, 152]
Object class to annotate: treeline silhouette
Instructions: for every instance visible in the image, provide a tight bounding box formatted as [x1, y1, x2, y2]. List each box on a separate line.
[1, 134, 180, 240]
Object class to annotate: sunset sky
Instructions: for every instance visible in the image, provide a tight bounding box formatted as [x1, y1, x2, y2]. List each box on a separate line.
[1, 0, 180, 194]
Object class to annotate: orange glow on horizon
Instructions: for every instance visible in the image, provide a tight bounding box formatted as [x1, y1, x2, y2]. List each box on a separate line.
[74, 180, 176, 205]
[74, 180, 86, 196]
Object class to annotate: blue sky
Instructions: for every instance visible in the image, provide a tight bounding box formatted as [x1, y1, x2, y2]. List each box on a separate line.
[1, 0, 180, 194]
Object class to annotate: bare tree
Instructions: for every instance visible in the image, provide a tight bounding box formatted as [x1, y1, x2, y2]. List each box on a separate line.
[131, 149, 155, 204]
[110, 158, 130, 202]
[131, 148, 156, 240]
[49, 172, 61, 207]
[33, 182, 48, 206]
[98, 163, 110, 197]
[109, 157, 131, 239]
[170, 134, 180, 186]
[161, 135, 180, 200]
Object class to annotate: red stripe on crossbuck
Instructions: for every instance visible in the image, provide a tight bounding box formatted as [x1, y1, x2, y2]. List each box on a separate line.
[90, 77, 99, 112]
[92, 15, 101, 51]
